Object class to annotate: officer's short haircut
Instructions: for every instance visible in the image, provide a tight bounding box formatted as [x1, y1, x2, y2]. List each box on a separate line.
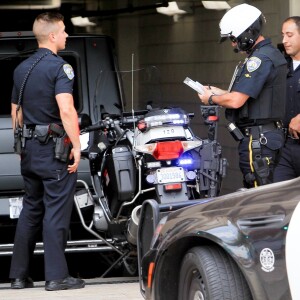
[283, 16, 300, 34]
[33, 12, 64, 43]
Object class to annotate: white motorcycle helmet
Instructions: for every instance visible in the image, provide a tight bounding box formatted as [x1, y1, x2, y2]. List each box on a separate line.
[219, 4, 265, 52]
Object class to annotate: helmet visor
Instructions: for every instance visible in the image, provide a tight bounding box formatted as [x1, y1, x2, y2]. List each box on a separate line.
[219, 33, 237, 44]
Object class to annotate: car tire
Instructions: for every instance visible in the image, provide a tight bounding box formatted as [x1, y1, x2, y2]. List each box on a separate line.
[178, 245, 252, 300]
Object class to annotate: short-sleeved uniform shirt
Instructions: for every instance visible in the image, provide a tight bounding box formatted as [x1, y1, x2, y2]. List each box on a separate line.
[231, 39, 274, 99]
[11, 47, 74, 125]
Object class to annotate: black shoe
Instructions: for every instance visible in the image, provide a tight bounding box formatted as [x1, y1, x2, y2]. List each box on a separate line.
[45, 276, 85, 291]
[11, 277, 34, 289]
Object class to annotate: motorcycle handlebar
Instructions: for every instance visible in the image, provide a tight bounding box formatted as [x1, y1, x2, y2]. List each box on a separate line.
[82, 117, 125, 136]
[83, 114, 144, 133]
[83, 119, 114, 132]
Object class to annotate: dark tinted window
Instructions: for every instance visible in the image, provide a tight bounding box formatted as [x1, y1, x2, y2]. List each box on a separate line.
[0, 54, 81, 116]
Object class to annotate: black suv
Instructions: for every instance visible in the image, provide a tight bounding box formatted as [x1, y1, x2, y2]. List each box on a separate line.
[0, 32, 123, 246]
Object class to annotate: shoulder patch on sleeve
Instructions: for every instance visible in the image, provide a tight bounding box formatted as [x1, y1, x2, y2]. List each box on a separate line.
[63, 64, 74, 80]
[246, 57, 261, 72]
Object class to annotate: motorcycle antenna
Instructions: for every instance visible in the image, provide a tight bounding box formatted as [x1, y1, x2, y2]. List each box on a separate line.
[131, 53, 136, 144]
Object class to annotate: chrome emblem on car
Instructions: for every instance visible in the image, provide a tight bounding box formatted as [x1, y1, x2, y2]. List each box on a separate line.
[260, 248, 275, 272]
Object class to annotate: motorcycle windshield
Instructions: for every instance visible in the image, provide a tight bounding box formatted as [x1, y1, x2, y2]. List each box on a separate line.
[91, 65, 163, 122]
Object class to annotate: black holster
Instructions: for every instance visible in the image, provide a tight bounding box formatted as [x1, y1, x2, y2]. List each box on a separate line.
[13, 125, 23, 155]
[252, 157, 271, 186]
[49, 124, 71, 162]
[54, 133, 72, 163]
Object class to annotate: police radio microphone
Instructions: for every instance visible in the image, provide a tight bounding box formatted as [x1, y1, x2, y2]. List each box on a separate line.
[233, 48, 239, 53]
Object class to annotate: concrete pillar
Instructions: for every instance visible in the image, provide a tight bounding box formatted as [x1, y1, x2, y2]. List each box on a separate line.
[290, 0, 300, 15]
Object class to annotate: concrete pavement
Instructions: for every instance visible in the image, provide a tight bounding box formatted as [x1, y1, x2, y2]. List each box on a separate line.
[0, 277, 144, 300]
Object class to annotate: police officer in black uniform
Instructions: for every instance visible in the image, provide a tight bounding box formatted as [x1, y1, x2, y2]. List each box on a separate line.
[199, 4, 286, 188]
[10, 12, 85, 291]
[274, 16, 300, 182]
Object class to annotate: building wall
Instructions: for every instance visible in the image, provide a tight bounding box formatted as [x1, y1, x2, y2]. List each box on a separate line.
[114, 0, 291, 194]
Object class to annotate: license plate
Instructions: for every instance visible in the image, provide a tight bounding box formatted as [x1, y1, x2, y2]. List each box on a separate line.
[149, 126, 186, 138]
[156, 167, 185, 184]
[9, 197, 23, 219]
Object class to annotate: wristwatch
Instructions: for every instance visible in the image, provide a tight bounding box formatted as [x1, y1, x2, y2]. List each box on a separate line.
[208, 94, 215, 105]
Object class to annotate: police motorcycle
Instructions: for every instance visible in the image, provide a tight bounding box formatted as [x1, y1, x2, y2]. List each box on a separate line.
[75, 103, 227, 276]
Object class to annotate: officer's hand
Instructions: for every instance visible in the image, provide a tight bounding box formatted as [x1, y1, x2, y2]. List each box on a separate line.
[68, 148, 81, 173]
[289, 114, 300, 139]
[205, 86, 226, 96]
[198, 86, 213, 105]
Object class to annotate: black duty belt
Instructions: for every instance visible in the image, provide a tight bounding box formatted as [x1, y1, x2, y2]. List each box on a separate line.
[22, 125, 48, 139]
[241, 121, 283, 138]
[22, 124, 64, 139]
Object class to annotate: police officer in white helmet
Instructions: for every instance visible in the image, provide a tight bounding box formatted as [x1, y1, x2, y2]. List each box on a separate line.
[199, 4, 286, 188]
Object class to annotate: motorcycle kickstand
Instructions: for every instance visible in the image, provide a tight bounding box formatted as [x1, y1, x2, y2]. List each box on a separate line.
[100, 250, 129, 278]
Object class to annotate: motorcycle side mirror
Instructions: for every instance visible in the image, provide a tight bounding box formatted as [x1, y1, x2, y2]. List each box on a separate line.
[78, 113, 92, 130]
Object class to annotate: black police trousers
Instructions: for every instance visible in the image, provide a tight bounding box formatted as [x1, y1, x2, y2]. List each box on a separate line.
[273, 137, 300, 182]
[238, 129, 284, 188]
[9, 138, 77, 281]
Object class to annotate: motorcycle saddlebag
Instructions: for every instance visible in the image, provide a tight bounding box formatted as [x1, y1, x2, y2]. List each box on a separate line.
[106, 145, 136, 202]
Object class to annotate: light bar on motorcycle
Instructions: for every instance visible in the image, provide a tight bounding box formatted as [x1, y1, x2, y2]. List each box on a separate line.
[143, 113, 189, 128]
[134, 140, 202, 160]
[178, 158, 193, 165]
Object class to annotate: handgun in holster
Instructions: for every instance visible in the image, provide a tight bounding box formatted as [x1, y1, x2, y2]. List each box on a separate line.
[252, 156, 271, 186]
[49, 123, 64, 137]
[48, 123, 70, 162]
[48, 123, 71, 162]
[54, 132, 72, 163]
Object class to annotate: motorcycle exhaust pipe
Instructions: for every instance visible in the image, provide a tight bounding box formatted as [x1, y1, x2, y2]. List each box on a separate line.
[127, 205, 142, 245]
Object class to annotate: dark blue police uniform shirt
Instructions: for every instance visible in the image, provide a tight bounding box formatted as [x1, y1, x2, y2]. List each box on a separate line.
[231, 39, 274, 99]
[284, 57, 300, 128]
[11, 47, 74, 125]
